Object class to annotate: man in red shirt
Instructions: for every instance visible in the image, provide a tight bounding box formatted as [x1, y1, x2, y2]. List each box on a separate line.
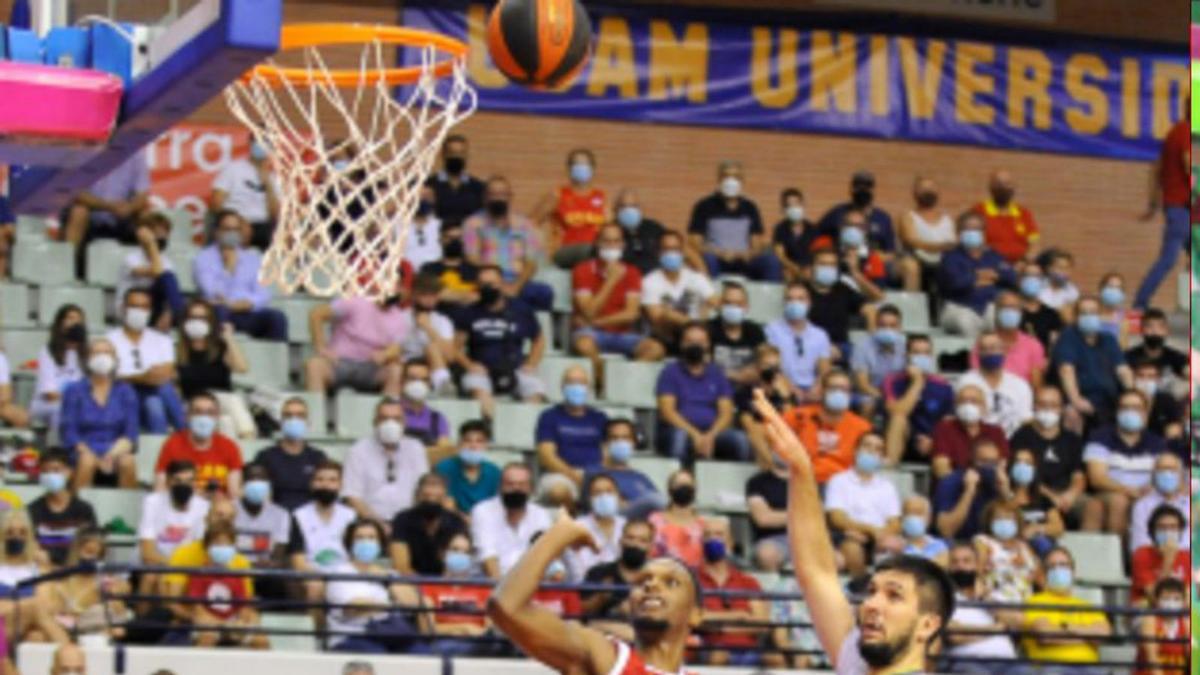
[155, 391, 245, 498]
[695, 517, 775, 667]
[972, 169, 1039, 264]
[1129, 503, 1190, 606]
[1133, 103, 1190, 308]
[930, 383, 1009, 480]
[571, 224, 664, 391]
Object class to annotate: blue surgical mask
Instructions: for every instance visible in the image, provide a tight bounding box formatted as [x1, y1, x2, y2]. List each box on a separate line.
[569, 163, 593, 184]
[1046, 566, 1073, 591]
[445, 550, 472, 575]
[1011, 462, 1035, 486]
[979, 353, 1005, 371]
[563, 383, 589, 407]
[990, 518, 1018, 540]
[960, 230, 984, 249]
[39, 471, 67, 493]
[281, 418, 307, 440]
[1077, 313, 1102, 335]
[855, 450, 881, 474]
[352, 539, 381, 563]
[545, 559, 567, 579]
[702, 539, 727, 563]
[249, 141, 268, 161]
[813, 265, 839, 287]
[901, 515, 926, 539]
[1019, 276, 1043, 297]
[997, 307, 1022, 329]
[1153, 470, 1179, 494]
[824, 389, 850, 412]
[616, 206, 641, 229]
[910, 354, 935, 374]
[208, 544, 236, 566]
[840, 227, 865, 248]
[720, 304, 745, 325]
[1116, 409, 1144, 433]
[874, 328, 903, 347]
[243, 480, 270, 505]
[591, 493, 619, 518]
[460, 448, 486, 466]
[1100, 286, 1124, 307]
[189, 415, 216, 439]
[607, 440, 633, 463]
[660, 251, 684, 272]
[1154, 530, 1179, 548]
[784, 300, 809, 322]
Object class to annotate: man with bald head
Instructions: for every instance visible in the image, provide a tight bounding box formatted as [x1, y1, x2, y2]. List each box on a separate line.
[971, 169, 1040, 264]
[51, 643, 86, 675]
[535, 366, 609, 488]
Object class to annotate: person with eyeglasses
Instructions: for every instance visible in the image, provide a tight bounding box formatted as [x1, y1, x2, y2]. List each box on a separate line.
[342, 398, 429, 524]
[106, 286, 186, 433]
[1129, 504, 1189, 607]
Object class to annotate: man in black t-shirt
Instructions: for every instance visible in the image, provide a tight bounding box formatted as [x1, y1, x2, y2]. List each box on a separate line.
[1007, 385, 1087, 526]
[389, 473, 466, 576]
[745, 461, 789, 561]
[1130, 360, 1183, 442]
[27, 450, 98, 566]
[687, 160, 782, 282]
[806, 246, 877, 350]
[252, 397, 329, 512]
[580, 519, 654, 621]
[1125, 308, 1188, 382]
[614, 189, 669, 275]
[424, 134, 484, 228]
[1016, 262, 1062, 349]
[708, 281, 765, 385]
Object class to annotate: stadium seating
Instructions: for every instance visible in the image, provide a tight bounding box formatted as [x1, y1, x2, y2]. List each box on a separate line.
[38, 285, 106, 329]
[334, 390, 378, 438]
[85, 240, 132, 289]
[272, 296, 323, 345]
[13, 240, 74, 286]
[0, 327, 47, 367]
[0, 282, 32, 328]
[695, 460, 758, 513]
[1058, 532, 1129, 587]
[426, 397, 483, 442]
[81, 487, 145, 528]
[881, 291, 931, 331]
[233, 338, 291, 389]
[492, 401, 546, 449]
[601, 359, 664, 409]
[627, 455, 679, 492]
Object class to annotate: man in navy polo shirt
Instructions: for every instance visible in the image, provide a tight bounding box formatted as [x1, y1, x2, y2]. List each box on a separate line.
[1082, 389, 1166, 535]
[883, 333, 954, 465]
[1052, 294, 1132, 428]
[655, 322, 750, 465]
[535, 365, 608, 487]
[937, 211, 1016, 340]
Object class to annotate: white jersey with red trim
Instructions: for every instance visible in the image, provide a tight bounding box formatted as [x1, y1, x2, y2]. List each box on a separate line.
[605, 639, 693, 675]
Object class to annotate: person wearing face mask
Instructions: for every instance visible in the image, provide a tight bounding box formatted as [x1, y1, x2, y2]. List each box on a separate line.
[1126, 452, 1189, 554]
[941, 542, 1019, 673]
[655, 322, 750, 463]
[805, 243, 881, 353]
[419, 531, 504, 656]
[707, 281, 766, 385]
[1125, 308, 1188, 390]
[642, 230, 718, 351]
[612, 187, 674, 274]
[771, 187, 821, 282]
[137, 461, 211, 603]
[469, 463, 550, 578]
[969, 169, 1040, 264]
[849, 304, 907, 416]
[0, 510, 73, 646]
[64, 149, 151, 280]
[154, 391, 245, 498]
[305, 279, 410, 399]
[737, 344, 799, 468]
[930, 384, 1009, 480]
[898, 176, 957, 285]
[1129, 504, 1190, 607]
[250, 397, 330, 511]
[1130, 359, 1183, 442]
[780, 369, 871, 485]
[933, 438, 1011, 540]
[688, 160, 782, 282]
[695, 517, 772, 667]
[210, 138, 280, 250]
[341, 398, 429, 523]
[972, 500, 1037, 605]
[958, 330, 1033, 437]
[586, 418, 663, 517]
[462, 175, 555, 312]
[1007, 449, 1065, 558]
[972, 290, 1046, 385]
[1135, 578, 1190, 674]
[893, 495, 948, 567]
[51, 527, 132, 641]
[938, 211, 1016, 340]
[1015, 261, 1064, 349]
[648, 469, 706, 567]
[31, 304, 89, 430]
[1009, 385, 1088, 528]
[531, 148, 608, 269]
[288, 461, 357, 615]
[882, 334, 955, 465]
[579, 518, 655, 623]
[425, 134, 484, 228]
[1082, 390, 1166, 535]
[764, 281, 833, 397]
[118, 212, 185, 331]
[230, 463, 291, 599]
[26, 450, 98, 567]
[60, 338, 140, 488]
[1094, 272, 1131, 348]
[823, 433, 902, 579]
[571, 224, 665, 390]
[389, 473, 467, 576]
[397, 275, 458, 385]
[402, 184, 444, 270]
[1036, 248, 1081, 316]
[832, 193, 914, 292]
[435, 420, 502, 515]
[175, 298, 254, 439]
[536, 366, 609, 487]
[816, 171, 899, 260]
[193, 209, 288, 342]
[418, 223, 481, 323]
[1020, 547, 1111, 670]
[562, 474, 626, 581]
[397, 358, 454, 463]
[106, 286, 186, 433]
[453, 264, 549, 418]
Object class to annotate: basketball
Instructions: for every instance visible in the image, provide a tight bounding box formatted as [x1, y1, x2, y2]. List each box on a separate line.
[486, 0, 593, 88]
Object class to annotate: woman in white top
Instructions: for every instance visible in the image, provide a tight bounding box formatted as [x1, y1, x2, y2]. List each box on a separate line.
[326, 519, 429, 653]
[972, 499, 1038, 605]
[898, 176, 957, 287]
[31, 304, 88, 430]
[0, 509, 70, 643]
[565, 473, 626, 581]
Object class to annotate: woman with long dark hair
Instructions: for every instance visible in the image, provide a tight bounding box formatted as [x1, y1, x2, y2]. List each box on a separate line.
[31, 304, 88, 429]
[174, 298, 254, 438]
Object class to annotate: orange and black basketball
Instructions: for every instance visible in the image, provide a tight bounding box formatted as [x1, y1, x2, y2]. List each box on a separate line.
[486, 0, 593, 89]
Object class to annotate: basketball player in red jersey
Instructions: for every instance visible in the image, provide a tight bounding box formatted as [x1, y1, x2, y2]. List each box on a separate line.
[753, 390, 954, 675]
[488, 510, 702, 675]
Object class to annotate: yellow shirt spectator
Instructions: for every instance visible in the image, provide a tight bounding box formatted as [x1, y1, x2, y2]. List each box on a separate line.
[1021, 591, 1109, 663]
[163, 540, 255, 597]
[0, 489, 22, 511]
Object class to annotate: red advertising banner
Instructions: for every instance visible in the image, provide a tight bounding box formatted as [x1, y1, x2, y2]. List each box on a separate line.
[144, 122, 251, 239]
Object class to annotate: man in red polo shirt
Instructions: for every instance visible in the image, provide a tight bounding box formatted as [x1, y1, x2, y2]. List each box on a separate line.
[930, 383, 1009, 480]
[1133, 99, 1190, 309]
[696, 517, 776, 667]
[972, 169, 1039, 264]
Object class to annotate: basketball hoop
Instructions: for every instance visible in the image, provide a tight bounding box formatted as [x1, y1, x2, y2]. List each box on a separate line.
[224, 23, 476, 299]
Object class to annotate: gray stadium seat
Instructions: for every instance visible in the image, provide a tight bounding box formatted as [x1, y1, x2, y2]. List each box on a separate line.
[428, 398, 483, 442]
[1058, 532, 1128, 587]
[164, 247, 198, 293]
[272, 296, 323, 345]
[260, 612, 317, 651]
[931, 334, 972, 359]
[603, 359, 664, 409]
[492, 401, 544, 450]
[13, 240, 74, 286]
[15, 215, 50, 241]
[535, 311, 559, 354]
[627, 455, 678, 493]
[882, 291, 931, 331]
[695, 460, 758, 513]
[538, 356, 593, 403]
[232, 338, 291, 389]
[879, 469, 915, 500]
[136, 434, 170, 485]
[0, 328, 47, 368]
[745, 281, 783, 324]
[85, 240, 135, 289]
[38, 285, 106, 330]
[535, 266, 573, 314]
[80, 488, 145, 528]
[334, 390, 379, 438]
[0, 283, 32, 328]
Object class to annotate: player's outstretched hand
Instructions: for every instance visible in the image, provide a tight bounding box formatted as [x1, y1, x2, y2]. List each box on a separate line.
[752, 388, 811, 474]
[550, 508, 600, 552]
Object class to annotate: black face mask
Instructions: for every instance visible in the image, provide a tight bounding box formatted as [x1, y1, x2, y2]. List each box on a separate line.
[444, 157, 466, 175]
[680, 344, 706, 365]
[950, 570, 977, 589]
[383, 295, 402, 307]
[479, 285, 502, 307]
[670, 484, 695, 507]
[157, 238, 169, 252]
[486, 200, 509, 219]
[1143, 335, 1165, 350]
[991, 187, 1014, 206]
[416, 200, 434, 217]
[851, 188, 873, 208]
[620, 545, 647, 570]
[760, 367, 778, 382]
[501, 491, 528, 511]
[4, 538, 24, 557]
[312, 488, 339, 506]
[915, 192, 938, 208]
[414, 501, 443, 520]
[169, 483, 194, 507]
[442, 238, 464, 259]
[64, 323, 87, 343]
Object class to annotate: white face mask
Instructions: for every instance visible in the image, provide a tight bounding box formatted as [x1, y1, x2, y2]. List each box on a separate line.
[1134, 379, 1157, 398]
[598, 247, 623, 263]
[124, 307, 150, 332]
[183, 319, 211, 340]
[785, 205, 805, 223]
[403, 380, 430, 402]
[88, 353, 115, 376]
[720, 176, 742, 198]
[956, 402, 983, 424]
[376, 419, 404, 446]
[1034, 409, 1060, 429]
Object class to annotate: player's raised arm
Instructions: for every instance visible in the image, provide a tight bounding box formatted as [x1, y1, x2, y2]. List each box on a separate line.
[487, 510, 614, 674]
[752, 389, 855, 665]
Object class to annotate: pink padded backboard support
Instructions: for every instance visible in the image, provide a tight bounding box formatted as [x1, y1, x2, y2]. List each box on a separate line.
[0, 61, 122, 141]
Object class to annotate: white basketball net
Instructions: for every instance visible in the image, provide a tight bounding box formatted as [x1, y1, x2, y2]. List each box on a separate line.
[224, 37, 476, 298]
